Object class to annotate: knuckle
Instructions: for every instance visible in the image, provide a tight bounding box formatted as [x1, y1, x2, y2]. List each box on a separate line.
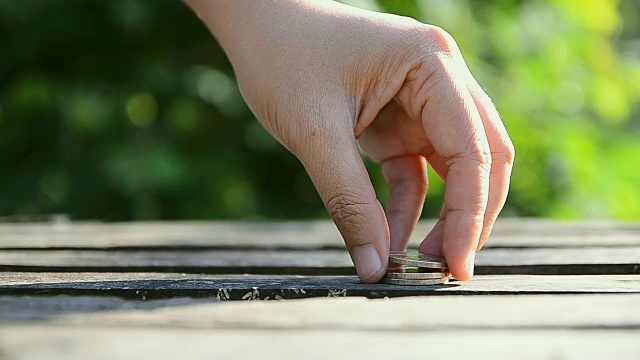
[326, 189, 371, 225]
[468, 147, 493, 170]
[401, 24, 457, 60]
[492, 140, 516, 166]
[420, 25, 458, 55]
[448, 208, 486, 225]
[505, 140, 516, 165]
[446, 146, 492, 176]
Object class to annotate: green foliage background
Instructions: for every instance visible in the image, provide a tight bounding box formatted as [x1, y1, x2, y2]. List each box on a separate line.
[1, 0, 639, 221]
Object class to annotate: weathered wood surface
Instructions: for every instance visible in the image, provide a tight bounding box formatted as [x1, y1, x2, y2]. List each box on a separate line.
[0, 296, 214, 320]
[1, 326, 638, 360]
[1, 294, 638, 328]
[1, 219, 639, 359]
[1, 295, 639, 359]
[1, 247, 638, 275]
[1, 273, 639, 299]
[1, 219, 638, 249]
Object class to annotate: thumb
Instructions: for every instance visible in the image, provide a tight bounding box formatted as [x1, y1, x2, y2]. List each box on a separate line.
[295, 115, 389, 283]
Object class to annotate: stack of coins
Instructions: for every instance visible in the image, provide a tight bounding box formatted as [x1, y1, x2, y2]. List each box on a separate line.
[381, 251, 449, 285]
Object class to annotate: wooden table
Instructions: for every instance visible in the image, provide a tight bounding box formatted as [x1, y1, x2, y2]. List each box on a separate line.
[0, 219, 639, 359]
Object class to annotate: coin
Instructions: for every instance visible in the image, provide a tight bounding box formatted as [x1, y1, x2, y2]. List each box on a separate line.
[381, 277, 449, 286]
[386, 266, 443, 274]
[388, 251, 447, 269]
[385, 271, 446, 280]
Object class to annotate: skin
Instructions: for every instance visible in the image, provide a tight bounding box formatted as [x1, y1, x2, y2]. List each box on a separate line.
[184, 0, 515, 283]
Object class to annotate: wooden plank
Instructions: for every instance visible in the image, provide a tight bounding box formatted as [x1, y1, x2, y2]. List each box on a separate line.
[0, 249, 353, 275]
[1, 294, 639, 329]
[0, 296, 214, 321]
[0, 295, 218, 320]
[1, 247, 638, 275]
[1, 218, 636, 236]
[0, 326, 638, 360]
[0, 219, 638, 249]
[54, 293, 640, 329]
[1, 273, 638, 299]
[0, 221, 345, 249]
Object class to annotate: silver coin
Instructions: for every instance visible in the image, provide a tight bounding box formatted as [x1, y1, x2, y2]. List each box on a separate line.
[386, 266, 445, 274]
[385, 271, 447, 280]
[381, 277, 449, 286]
[388, 251, 447, 269]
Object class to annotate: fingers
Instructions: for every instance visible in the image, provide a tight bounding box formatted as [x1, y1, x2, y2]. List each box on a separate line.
[358, 102, 431, 256]
[418, 149, 447, 256]
[416, 56, 491, 281]
[381, 155, 428, 252]
[420, 86, 515, 260]
[468, 84, 515, 252]
[296, 118, 389, 284]
[419, 217, 445, 256]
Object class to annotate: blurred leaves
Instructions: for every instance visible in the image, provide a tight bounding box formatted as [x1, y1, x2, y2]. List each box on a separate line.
[374, 0, 640, 219]
[0, 0, 638, 220]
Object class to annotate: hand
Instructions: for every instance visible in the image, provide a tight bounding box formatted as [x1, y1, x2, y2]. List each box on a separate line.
[185, 0, 515, 282]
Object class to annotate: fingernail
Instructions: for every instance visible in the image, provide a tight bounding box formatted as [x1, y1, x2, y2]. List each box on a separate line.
[350, 245, 383, 281]
[466, 253, 476, 278]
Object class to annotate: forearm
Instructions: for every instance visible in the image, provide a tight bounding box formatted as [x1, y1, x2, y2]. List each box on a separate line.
[184, 1, 316, 64]
[183, 0, 378, 67]
[183, 0, 260, 47]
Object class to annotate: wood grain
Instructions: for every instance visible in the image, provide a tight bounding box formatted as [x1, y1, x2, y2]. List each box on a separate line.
[1, 219, 637, 359]
[0, 296, 214, 321]
[2, 294, 639, 359]
[0, 326, 638, 360]
[1, 273, 639, 299]
[60, 294, 640, 329]
[0, 219, 638, 249]
[1, 294, 638, 329]
[1, 247, 638, 275]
